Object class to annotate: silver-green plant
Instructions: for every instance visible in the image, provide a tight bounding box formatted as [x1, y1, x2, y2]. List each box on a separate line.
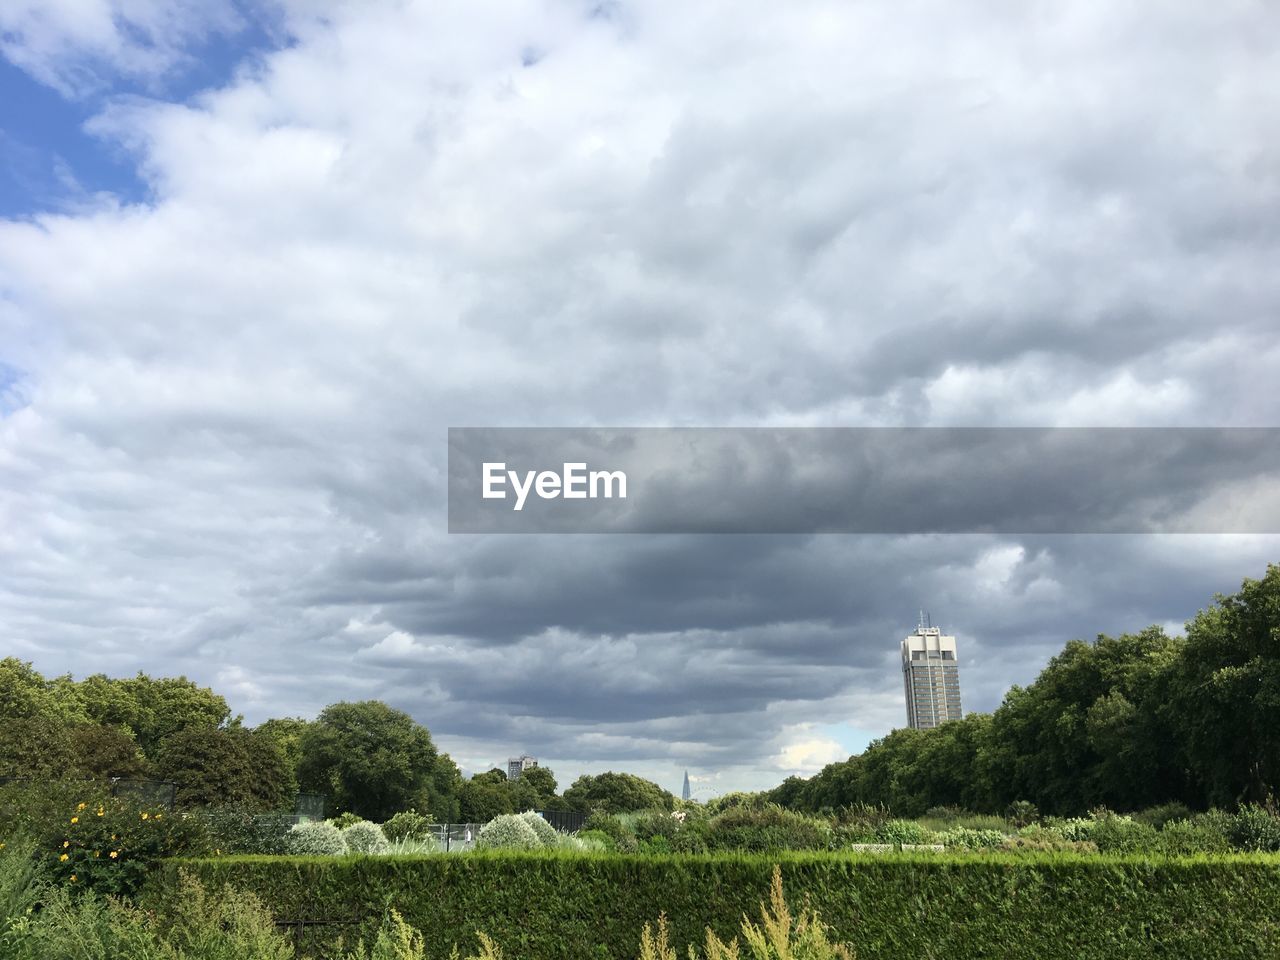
[342, 821, 390, 855]
[475, 814, 542, 851]
[518, 812, 559, 847]
[288, 820, 348, 856]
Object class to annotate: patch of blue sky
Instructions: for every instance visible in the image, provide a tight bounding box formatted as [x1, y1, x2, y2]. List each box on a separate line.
[0, 360, 29, 417]
[0, 10, 285, 220]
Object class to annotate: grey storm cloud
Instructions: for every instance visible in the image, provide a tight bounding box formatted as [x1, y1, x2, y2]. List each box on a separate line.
[1, 0, 1279, 790]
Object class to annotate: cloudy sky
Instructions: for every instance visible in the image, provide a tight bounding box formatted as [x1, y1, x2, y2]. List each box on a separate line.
[1, 0, 1278, 796]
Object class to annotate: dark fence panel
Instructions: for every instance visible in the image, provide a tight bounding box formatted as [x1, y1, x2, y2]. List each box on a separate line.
[538, 809, 587, 833]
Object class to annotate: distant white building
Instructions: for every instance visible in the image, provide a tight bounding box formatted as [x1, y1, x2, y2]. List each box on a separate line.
[507, 754, 538, 780]
[901, 620, 962, 730]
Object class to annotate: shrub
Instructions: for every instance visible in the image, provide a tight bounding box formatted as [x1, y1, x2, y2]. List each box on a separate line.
[1006, 801, 1039, 828]
[155, 869, 295, 959]
[935, 827, 1004, 850]
[343, 821, 390, 855]
[331, 812, 364, 830]
[639, 866, 853, 960]
[573, 831, 613, 852]
[1229, 804, 1280, 852]
[382, 810, 434, 843]
[519, 812, 559, 847]
[1081, 813, 1158, 854]
[194, 808, 294, 856]
[1001, 832, 1098, 854]
[288, 821, 347, 856]
[632, 809, 681, 842]
[475, 815, 542, 851]
[1155, 819, 1232, 856]
[1134, 802, 1196, 830]
[2, 863, 294, 960]
[43, 797, 202, 897]
[582, 812, 636, 852]
[706, 805, 833, 852]
[162, 851, 1280, 960]
[874, 820, 936, 847]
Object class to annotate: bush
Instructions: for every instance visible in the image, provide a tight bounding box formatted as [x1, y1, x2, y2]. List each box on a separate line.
[582, 812, 636, 852]
[42, 797, 202, 897]
[331, 812, 364, 830]
[519, 812, 559, 847]
[382, 809, 434, 843]
[194, 808, 295, 856]
[1082, 813, 1159, 854]
[935, 827, 1004, 850]
[475, 815, 542, 851]
[1006, 800, 1039, 828]
[706, 805, 833, 852]
[1, 851, 293, 960]
[1135, 802, 1196, 830]
[288, 821, 347, 856]
[573, 831, 613, 852]
[1229, 804, 1280, 852]
[160, 850, 1280, 960]
[343, 821, 390, 855]
[1155, 818, 1232, 856]
[639, 866, 853, 960]
[874, 820, 936, 847]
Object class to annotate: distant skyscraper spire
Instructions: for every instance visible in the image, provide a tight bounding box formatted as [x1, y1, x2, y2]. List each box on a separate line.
[682, 770, 691, 801]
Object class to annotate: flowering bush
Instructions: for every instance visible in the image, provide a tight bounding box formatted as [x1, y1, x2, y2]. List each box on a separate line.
[288, 820, 347, 856]
[342, 820, 390, 854]
[47, 797, 200, 897]
[475, 814, 542, 851]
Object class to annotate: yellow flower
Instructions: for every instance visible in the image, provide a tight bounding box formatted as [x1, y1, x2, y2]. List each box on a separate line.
[94, 851, 100, 858]
[70, 875, 77, 882]
[59, 854, 68, 862]
[63, 841, 69, 848]
[140, 812, 149, 820]
[77, 803, 87, 811]
[155, 813, 163, 820]
[109, 851, 118, 859]
[96, 809, 104, 817]
[70, 817, 79, 824]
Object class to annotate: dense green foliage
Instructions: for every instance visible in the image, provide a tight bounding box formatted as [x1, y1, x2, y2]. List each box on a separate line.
[296, 701, 462, 823]
[775, 566, 1280, 816]
[156, 850, 1280, 959]
[563, 771, 676, 814]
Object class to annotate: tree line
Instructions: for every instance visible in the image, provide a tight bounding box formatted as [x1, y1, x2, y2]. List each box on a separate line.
[767, 564, 1280, 816]
[0, 659, 675, 822]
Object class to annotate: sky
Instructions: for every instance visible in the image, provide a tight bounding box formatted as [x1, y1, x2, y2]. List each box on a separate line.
[1, 0, 1278, 797]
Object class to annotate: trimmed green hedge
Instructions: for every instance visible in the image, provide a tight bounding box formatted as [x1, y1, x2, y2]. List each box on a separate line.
[150, 851, 1280, 959]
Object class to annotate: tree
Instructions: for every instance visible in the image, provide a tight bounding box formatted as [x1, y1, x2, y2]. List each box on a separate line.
[68, 724, 147, 780]
[152, 727, 290, 810]
[0, 659, 81, 778]
[509, 766, 558, 810]
[1161, 564, 1280, 806]
[459, 777, 514, 823]
[76, 672, 231, 756]
[297, 701, 455, 821]
[562, 771, 675, 813]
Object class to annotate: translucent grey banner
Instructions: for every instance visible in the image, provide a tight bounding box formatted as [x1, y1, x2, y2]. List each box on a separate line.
[447, 428, 1280, 534]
